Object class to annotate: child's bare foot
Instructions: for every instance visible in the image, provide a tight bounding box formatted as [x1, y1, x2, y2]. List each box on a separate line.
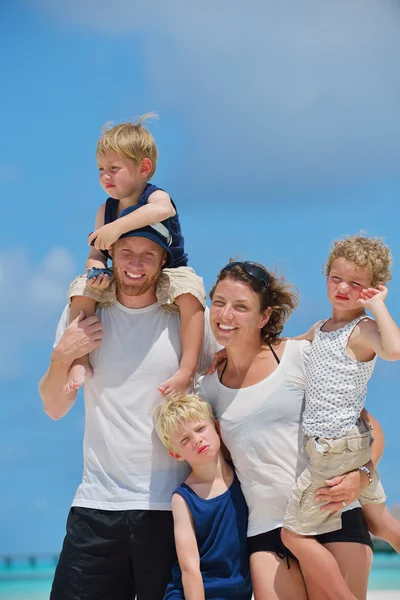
[63, 363, 93, 394]
[158, 368, 194, 397]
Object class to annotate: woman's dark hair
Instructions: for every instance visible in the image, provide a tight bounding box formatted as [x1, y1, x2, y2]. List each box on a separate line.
[210, 261, 299, 345]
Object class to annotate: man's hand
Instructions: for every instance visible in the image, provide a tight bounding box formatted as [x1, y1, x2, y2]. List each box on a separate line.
[88, 222, 122, 251]
[54, 311, 103, 363]
[315, 469, 368, 511]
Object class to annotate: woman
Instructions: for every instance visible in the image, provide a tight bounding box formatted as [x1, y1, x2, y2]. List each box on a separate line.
[199, 261, 380, 600]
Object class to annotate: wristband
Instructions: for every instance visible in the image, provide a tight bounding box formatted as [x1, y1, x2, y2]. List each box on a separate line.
[358, 465, 373, 486]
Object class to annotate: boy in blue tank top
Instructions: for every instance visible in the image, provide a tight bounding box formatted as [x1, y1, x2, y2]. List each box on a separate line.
[154, 393, 252, 600]
[65, 114, 206, 396]
[281, 235, 400, 599]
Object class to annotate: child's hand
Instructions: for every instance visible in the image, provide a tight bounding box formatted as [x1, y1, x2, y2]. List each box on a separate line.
[87, 274, 112, 289]
[88, 223, 122, 251]
[206, 348, 227, 375]
[86, 268, 113, 290]
[357, 285, 388, 309]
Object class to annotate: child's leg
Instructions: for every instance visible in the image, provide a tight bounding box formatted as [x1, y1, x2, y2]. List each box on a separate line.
[363, 503, 400, 553]
[64, 272, 115, 394]
[281, 529, 358, 600]
[281, 427, 374, 599]
[156, 267, 206, 396]
[63, 295, 96, 394]
[324, 541, 372, 600]
[158, 293, 204, 396]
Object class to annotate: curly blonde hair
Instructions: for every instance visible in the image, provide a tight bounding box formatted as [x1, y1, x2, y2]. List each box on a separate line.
[96, 112, 159, 179]
[210, 261, 299, 345]
[154, 393, 215, 452]
[324, 235, 392, 286]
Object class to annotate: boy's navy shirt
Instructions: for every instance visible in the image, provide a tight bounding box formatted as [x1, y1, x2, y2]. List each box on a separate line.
[103, 183, 188, 267]
[164, 469, 252, 600]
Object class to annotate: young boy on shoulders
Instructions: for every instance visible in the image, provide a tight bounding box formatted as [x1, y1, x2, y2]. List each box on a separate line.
[65, 114, 206, 396]
[154, 393, 252, 600]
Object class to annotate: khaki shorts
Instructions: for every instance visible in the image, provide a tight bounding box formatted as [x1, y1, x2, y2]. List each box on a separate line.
[67, 267, 206, 311]
[283, 418, 386, 536]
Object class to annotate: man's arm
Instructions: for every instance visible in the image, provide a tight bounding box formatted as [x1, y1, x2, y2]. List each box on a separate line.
[39, 312, 103, 420]
[172, 493, 205, 600]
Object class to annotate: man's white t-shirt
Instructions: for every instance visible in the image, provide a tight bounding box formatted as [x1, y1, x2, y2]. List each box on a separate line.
[55, 301, 217, 511]
[198, 340, 358, 537]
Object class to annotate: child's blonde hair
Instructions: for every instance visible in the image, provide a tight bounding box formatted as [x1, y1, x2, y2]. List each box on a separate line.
[97, 113, 159, 179]
[324, 235, 392, 286]
[154, 393, 215, 451]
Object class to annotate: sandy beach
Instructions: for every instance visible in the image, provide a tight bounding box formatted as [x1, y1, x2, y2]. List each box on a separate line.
[368, 593, 400, 599]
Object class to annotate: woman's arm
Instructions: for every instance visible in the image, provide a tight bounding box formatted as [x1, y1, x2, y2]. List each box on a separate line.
[172, 493, 205, 600]
[361, 408, 385, 469]
[315, 410, 384, 510]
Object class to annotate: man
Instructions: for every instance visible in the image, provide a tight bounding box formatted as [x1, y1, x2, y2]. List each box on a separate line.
[40, 221, 217, 600]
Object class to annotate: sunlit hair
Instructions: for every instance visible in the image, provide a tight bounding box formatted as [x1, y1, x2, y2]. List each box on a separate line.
[154, 393, 215, 452]
[96, 112, 159, 179]
[324, 235, 392, 286]
[210, 261, 299, 345]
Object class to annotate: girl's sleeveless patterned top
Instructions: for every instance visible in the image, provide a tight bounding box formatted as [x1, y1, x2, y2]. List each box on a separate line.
[302, 316, 376, 439]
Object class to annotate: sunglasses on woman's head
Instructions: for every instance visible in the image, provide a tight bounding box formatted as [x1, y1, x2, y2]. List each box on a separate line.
[221, 261, 271, 288]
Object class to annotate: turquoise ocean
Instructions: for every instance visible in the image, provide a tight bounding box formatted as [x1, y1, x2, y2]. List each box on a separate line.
[0, 553, 399, 599]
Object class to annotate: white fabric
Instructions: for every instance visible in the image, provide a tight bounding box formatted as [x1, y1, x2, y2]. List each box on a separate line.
[54, 302, 218, 511]
[198, 340, 358, 537]
[303, 316, 376, 438]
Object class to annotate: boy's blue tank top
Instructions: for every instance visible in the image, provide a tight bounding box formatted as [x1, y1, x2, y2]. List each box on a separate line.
[103, 183, 187, 268]
[164, 472, 252, 600]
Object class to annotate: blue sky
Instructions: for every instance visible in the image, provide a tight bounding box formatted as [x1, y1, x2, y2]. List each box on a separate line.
[1, 0, 400, 553]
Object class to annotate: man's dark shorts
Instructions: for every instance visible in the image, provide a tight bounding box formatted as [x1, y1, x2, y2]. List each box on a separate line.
[248, 508, 373, 566]
[50, 507, 177, 600]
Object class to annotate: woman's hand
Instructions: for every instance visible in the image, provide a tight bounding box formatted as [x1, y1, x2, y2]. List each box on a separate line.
[316, 468, 369, 511]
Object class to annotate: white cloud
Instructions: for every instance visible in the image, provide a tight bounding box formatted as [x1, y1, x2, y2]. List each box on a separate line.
[30, 0, 400, 193]
[0, 247, 76, 378]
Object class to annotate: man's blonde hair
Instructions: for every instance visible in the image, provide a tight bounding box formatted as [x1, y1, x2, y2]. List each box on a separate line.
[324, 235, 392, 286]
[154, 393, 215, 451]
[96, 112, 159, 179]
